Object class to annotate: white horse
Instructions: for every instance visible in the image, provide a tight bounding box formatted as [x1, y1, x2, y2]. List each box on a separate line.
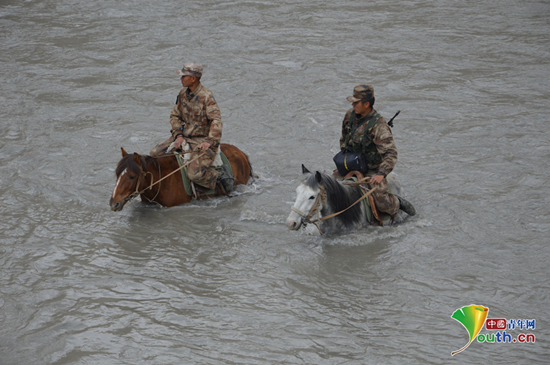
[286, 165, 403, 235]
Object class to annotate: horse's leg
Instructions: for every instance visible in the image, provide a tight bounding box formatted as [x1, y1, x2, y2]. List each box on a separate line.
[220, 143, 251, 186]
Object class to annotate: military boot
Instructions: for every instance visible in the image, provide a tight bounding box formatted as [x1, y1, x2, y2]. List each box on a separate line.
[218, 165, 235, 192]
[396, 195, 416, 216]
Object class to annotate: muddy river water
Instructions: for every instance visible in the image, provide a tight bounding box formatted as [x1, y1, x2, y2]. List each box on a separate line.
[1, 0, 549, 364]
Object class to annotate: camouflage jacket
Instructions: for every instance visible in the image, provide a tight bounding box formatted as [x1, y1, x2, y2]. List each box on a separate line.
[339, 108, 398, 176]
[169, 83, 222, 147]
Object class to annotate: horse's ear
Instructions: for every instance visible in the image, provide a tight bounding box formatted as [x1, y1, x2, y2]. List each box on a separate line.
[315, 171, 322, 183]
[132, 152, 141, 166]
[121, 147, 128, 157]
[302, 164, 311, 174]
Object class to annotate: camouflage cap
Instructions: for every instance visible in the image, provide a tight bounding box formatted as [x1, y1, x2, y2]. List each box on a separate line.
[346, 84, 374, 103]
[176, 63, 203, 77]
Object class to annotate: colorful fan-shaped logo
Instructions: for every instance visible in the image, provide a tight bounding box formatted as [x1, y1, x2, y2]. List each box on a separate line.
[451, 304, 489, 355]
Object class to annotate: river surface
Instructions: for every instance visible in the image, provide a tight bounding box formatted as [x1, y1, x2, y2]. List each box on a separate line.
[1, 0, 549, 364]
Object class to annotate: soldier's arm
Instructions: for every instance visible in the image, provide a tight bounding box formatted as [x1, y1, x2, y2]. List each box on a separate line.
[373, 121, 398, 177]
[205, 96, 222, 147]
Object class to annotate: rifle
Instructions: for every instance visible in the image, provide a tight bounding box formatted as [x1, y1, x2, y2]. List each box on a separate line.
[387, 110, 400, 128]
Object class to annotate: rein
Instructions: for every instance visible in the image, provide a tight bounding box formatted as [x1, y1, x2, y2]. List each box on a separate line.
[293, 181, 377, 235]
[124, 151, 206, 204]
[140, 165, 162, 204]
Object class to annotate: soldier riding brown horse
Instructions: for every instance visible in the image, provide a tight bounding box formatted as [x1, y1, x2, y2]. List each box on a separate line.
[109, 143, 252, 211]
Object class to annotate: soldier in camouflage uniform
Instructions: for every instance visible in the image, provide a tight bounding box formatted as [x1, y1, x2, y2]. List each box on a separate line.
[151, 63, 228, 191]
[338, 84, 415, 216]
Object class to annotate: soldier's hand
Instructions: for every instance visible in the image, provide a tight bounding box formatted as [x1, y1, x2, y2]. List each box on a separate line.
[174, 136, 186, 149]
[370, 174, 384, 185]
[198, 141, 211, 151]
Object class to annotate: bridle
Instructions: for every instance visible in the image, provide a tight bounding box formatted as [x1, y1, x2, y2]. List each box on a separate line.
[123, 164, 161, 206]
[291, 184, 327, 233]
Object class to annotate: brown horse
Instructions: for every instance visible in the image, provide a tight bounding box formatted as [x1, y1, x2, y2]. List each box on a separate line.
[109, 143, 252, 211]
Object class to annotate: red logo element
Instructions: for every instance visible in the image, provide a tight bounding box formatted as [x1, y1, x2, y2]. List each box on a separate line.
[486, 318, 507, 330]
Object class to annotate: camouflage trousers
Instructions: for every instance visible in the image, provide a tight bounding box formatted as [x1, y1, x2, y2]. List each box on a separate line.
[364, 171, 399, 217]
[151, 137, 219, 190]
[334, 170, 399, 217]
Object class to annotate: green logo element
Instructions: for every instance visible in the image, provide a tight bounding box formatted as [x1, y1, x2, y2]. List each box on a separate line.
[451, 304, 489, 356]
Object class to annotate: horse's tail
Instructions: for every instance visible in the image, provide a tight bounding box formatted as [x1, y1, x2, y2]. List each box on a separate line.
[243, 151, 257, 181]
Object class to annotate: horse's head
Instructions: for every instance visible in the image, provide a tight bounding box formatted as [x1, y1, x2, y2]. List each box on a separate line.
[286, 165, 326, 231]
[110, 148, 146, 211]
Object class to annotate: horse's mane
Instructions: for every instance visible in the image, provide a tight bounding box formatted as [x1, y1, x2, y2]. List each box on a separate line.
[115, 154, 159, 177]
[304, 172, 364, 227]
